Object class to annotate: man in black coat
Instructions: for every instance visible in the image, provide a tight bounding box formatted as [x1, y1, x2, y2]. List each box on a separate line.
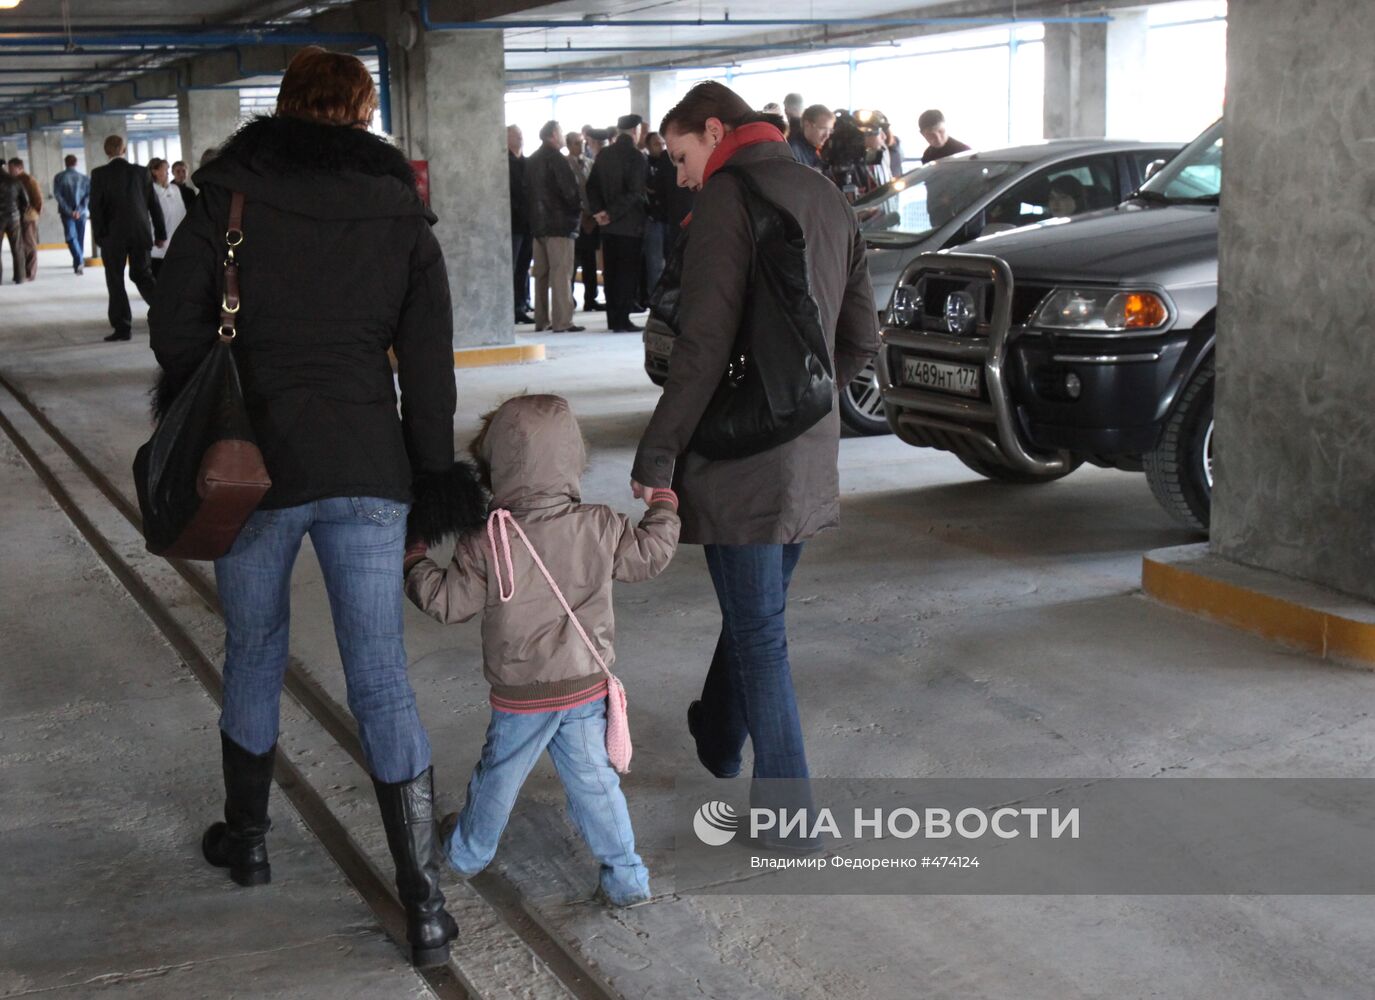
[507, 125, 535, 325]
[525, 121, 585, 333]
[0, 167, 26, 285]
[90, 134, 166, 341]
[587, 114, 648, 332]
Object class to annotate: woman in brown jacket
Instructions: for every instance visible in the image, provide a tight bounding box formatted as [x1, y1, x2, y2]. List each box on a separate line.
[631, 82, 879, 792]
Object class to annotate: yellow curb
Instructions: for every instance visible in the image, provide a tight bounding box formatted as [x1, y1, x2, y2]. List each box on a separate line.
[1142, 546, 1375, 667]
[386, 343, 545, 371]
[38, 242, 68, 250]
[453, 344, 545, 368]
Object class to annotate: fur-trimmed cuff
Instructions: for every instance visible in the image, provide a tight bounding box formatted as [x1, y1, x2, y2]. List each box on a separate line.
[407, 461, 489, 547]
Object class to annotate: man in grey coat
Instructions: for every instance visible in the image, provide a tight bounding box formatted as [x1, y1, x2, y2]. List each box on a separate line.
[587, 114, 648, 332]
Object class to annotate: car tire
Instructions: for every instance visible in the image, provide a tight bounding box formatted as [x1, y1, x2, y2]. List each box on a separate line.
[950, 437, 1081, 484]
[1144, 358, 1213, 533]
[839, 359, 892, 435]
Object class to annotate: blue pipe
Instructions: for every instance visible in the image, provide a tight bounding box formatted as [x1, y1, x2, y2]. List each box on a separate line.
[503, 41, 899, 53]
[0, 31, 392, 132]
[419, 1, 1112, 30]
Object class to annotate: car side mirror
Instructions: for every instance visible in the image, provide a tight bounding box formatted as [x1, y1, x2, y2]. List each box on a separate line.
[1143, 159, 1167, 181]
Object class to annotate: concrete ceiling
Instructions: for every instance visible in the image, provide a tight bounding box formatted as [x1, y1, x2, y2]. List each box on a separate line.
[0, 0, 1172, 136]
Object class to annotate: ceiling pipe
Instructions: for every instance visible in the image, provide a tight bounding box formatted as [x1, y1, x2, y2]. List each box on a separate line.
[0, 30, 392, 132]
[419, 0, 1111, 31]
[504, 41, 901, 53]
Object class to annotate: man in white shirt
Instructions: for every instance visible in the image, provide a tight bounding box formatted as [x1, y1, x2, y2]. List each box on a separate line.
[148, 157, 188, 278]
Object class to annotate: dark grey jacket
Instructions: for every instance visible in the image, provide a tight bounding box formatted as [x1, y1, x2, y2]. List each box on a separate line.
[0, 172, 26, 224]
[586, 134, 647, 237]
[525, 143, 582, 239]
[631, 141, 879, 545]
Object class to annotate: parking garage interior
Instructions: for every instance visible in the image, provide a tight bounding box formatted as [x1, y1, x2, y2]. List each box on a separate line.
[2, 0, 1373, 997]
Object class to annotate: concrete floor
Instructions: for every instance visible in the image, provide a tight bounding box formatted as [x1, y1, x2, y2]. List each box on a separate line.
[3, 251, 1374, 999]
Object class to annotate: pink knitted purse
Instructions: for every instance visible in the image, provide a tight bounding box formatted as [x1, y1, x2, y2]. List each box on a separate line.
[487, 509, 632, 774]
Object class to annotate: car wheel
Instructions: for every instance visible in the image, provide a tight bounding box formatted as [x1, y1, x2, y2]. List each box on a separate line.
[1144, 358, 1213, 533]
[838, 359, 892, 435]
[950, 437, 1082, 484]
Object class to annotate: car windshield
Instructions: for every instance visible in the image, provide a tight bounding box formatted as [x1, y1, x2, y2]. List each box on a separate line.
[1138, 119, 1223, 203]
[854, 158, 1022, 236]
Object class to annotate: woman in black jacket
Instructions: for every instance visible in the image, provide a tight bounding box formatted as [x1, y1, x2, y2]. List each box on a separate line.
[148, 48, 464, 968]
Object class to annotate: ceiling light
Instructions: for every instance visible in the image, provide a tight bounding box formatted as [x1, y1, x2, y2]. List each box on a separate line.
[132, 112, 148, 121]
[0, 0, 24, 9]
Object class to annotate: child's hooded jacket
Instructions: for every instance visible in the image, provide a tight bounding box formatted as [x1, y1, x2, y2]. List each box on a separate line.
[405, 395, 679, 712]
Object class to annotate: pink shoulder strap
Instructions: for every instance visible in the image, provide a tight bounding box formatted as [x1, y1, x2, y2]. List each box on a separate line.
[486, 509, 612, 678]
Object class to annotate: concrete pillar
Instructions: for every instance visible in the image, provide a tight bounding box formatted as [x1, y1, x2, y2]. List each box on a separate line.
[629, 72, 679, 134]
[82, 114, 126, 177]
[176, 89, 241, 170]
[416, 30, 512, 349]
[1043, 12, 1148, 139]
[0, 139, 17, 164]
[24, 130, 65, 246]
[1210, 0, 1375, 602]
[1043, 22, 1105, 138]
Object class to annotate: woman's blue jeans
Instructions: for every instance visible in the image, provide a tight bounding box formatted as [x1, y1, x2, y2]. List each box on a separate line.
[213, 496, 431, 784]
[446, 700, 650, 905]
[695, 543, 809, 780]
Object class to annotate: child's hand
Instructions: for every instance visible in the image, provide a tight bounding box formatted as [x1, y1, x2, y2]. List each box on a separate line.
[631, 479, 645, 500]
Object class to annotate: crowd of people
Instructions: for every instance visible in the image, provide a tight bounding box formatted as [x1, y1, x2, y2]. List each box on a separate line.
[507, 94, 969, 332]
[0, 147, 199, 291]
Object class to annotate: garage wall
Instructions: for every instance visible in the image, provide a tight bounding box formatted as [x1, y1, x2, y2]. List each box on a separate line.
[1211, 0, 1375, 601]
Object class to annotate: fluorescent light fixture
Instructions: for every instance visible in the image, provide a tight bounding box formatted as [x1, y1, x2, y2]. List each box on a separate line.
[132, 112, 148, 121]
[0, 0, 23, 9]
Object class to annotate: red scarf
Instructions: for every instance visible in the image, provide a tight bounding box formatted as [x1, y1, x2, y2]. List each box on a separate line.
[682, 121, 786, 227]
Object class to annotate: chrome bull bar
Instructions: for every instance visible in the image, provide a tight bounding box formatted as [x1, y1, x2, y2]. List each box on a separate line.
[876, 252, 1073, 476]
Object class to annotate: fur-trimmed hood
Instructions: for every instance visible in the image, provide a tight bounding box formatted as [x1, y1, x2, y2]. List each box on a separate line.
[192, 115, 434, 223]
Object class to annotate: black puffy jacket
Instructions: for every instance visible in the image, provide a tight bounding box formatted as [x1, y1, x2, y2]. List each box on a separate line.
[148, 115, 457, 510]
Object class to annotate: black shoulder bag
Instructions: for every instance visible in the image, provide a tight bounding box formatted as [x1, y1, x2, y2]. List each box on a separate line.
[681, 165, 834, 460]
[133, 191, 271, 559]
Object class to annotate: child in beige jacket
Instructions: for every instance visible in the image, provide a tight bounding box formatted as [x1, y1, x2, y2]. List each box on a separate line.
[404, 394, 678, 905]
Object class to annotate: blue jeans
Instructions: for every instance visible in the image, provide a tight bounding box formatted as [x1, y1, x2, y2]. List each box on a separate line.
[696, 544, 809, 780]
[214, 496, 431, 783]
[63, 214, 85, 268]
[643, 220, 671, 297]
[446, 700, 650, 905]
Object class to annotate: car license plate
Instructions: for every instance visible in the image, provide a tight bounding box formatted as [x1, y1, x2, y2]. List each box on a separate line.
[902, 357, 981, 397]
[645, 331, 675, 357]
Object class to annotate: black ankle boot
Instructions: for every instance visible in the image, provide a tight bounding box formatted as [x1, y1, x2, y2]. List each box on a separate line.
[201, 731, 275, 886]
[373, 766, 459, 968]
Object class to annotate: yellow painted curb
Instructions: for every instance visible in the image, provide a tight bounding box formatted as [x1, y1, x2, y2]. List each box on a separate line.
[453, 344, 545, 368]
[386, 343, 545, 371]
[38, 242, 68, 250]
[1142, 548, 1375, 667]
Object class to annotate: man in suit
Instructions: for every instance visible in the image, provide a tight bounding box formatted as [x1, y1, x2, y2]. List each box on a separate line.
[586, 114, 648, 333]
[90, 134, 165, 342]
[53, 154, 90, 275]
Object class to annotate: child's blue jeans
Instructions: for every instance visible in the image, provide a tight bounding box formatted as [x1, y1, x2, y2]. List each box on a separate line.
[446, 699, 650, 905]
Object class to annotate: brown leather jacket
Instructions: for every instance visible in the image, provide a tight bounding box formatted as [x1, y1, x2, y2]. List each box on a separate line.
[406, 395, 679, 711]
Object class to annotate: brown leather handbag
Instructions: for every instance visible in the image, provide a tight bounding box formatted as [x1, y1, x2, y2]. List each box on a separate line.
[134, 192, 271, 559]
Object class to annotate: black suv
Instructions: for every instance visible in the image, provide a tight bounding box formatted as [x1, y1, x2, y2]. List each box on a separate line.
[878, 120, 1222, 531]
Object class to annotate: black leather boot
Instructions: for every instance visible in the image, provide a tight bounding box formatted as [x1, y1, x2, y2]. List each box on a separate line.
[373, 766, 459, 968]
[201, 731, 275, 886]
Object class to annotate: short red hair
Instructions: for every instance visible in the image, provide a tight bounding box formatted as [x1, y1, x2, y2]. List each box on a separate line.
[276, 47, 378, 127]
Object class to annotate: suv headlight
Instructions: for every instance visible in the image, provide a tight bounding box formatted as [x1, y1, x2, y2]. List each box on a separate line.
[1031, 288, 1171, 332]
[887, 284, 921, 327]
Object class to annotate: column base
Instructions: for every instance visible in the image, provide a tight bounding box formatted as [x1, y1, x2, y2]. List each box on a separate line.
[1142, 544, 1375, 668]
[452, 344, 545, 368]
